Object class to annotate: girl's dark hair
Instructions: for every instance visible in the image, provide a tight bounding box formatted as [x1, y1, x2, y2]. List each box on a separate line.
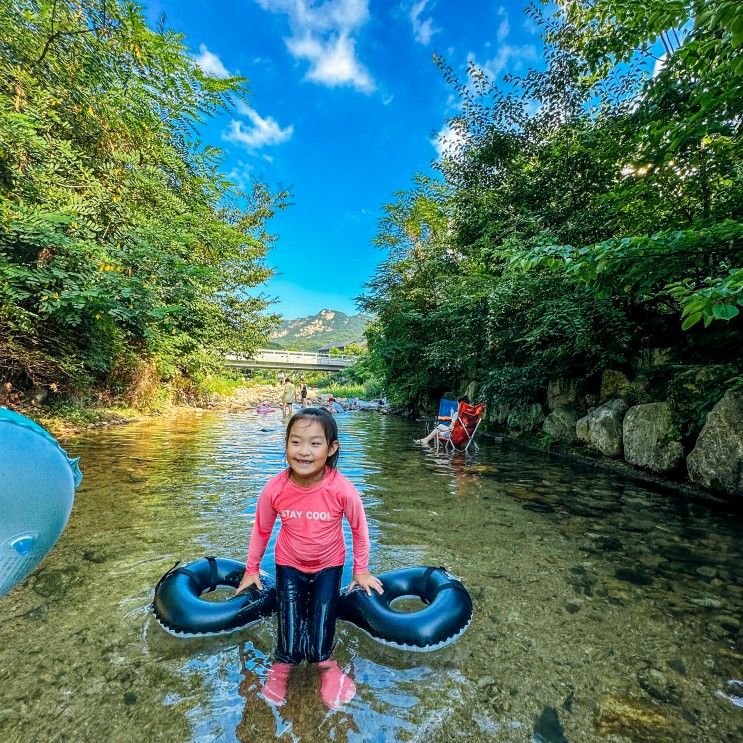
[285, 407, 340, 469]
[458, 395, 470, 404]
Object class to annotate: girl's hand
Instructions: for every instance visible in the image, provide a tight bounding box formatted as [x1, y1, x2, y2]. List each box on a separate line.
[349, 571, 383, 596]
[235, 571, 263, 595]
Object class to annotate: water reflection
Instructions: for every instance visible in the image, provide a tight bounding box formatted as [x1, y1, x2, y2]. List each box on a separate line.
[1, 410, 742, 741]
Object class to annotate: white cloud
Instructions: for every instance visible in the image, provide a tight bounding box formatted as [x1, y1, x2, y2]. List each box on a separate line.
[287, 32, 374, 91]
[496, 6, 509, 43]
[193, 44, 230, 78]
[652, 52, 667, 78]
[224, 102, 294, 150]
[226, 161, 254, 191]
[410, 0, 438, 46]
[470, 44, 538, 81]
[255, 0, 375, 92]
[523, 15, 539, 35]
[432, 121, 467, 160]
[382, 93, 395, 105]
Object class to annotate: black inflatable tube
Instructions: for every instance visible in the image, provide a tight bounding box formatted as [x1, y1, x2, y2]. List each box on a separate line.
[153, 557, 277, 637]
[152, 559, 472, 651]
[336, 566, 473, 651]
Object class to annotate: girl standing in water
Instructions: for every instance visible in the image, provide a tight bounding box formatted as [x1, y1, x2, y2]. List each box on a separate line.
[236, 408, 382, 708]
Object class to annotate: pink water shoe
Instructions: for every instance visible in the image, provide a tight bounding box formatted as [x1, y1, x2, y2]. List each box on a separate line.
[261, 662, 292, 706]
[318, 660, 356, 709]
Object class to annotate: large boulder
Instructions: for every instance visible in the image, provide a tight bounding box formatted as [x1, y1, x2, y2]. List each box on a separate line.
[547, 378, 580, 410]
[687, 390, 743, 497]
[464, 380, 480, 402]
[542, 406, 578, 443]
[623, 402, 683, 474]
[506, 403, 545, 433]
[576, 399, 628, 457]
[600, 370, 631, 402]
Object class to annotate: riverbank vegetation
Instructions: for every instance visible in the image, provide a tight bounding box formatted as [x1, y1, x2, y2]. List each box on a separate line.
[361, 0, 742, 440]
[0, 0, 285, 412]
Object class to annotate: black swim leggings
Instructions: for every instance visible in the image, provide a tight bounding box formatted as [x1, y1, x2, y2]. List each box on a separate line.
[275, 564, 343, 664]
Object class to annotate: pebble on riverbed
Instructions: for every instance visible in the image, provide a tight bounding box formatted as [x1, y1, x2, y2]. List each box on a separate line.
[594, 695, 678, 740]
[636, 665, 682, 705]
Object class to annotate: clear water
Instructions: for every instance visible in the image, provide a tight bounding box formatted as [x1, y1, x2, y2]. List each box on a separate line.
[1, 410, 742, 742]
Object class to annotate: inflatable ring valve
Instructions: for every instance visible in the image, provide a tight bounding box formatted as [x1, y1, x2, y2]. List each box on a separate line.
[0, 408, 82, 596]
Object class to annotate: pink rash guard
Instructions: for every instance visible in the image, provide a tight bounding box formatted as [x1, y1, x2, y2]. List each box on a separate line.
[246, 468, 370, 575]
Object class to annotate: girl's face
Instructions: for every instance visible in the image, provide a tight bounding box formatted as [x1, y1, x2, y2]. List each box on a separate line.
[286, 419, 339, 486]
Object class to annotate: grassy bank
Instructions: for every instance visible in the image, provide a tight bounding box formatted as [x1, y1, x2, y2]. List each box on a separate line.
[2, 372, 250, 437]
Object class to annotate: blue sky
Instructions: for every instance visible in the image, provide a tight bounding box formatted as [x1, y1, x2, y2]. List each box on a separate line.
[142, 0, 544, 320]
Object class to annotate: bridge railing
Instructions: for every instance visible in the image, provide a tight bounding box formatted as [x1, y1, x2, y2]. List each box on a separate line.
[225, 349, 355, 368]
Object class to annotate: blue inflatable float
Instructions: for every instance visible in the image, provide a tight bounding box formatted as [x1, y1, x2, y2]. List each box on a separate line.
[0, 408, 82, 596]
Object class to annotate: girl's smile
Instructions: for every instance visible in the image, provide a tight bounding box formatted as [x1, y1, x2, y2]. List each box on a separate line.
[286, 420, 339, 487]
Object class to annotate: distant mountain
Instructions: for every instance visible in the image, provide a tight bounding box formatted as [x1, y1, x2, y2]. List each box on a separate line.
[270, 309, 371, 351]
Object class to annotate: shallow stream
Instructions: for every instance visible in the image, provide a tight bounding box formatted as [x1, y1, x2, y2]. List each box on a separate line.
[1, 410, 742, 742]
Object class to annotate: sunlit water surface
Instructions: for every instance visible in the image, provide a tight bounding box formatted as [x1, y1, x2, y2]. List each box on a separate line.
[1, 410, 743, 742]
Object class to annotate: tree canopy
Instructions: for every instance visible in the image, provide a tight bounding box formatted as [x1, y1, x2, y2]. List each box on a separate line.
[0, 0, 285, 395]
[361, 0, 742, 414]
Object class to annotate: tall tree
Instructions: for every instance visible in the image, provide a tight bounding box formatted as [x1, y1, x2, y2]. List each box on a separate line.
[0, 0, 285, 392]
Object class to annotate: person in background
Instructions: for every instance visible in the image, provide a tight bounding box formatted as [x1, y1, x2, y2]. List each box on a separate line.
[282, 377, 296, 415]
[414, 395, 470, 445]
[326, 396, 344, 414]
[300, 379, 308, 407]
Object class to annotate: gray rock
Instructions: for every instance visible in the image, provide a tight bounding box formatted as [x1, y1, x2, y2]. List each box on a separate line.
[637, 666, 681, 705]
[687, 390, 743, 497]
[600, 370, 631, 401]
[576, 398, 628, 457]
[506, 402, 545, 433]
[636, 347, 673, 369]
[623, 402, 684, 474]
[547, 378, 580, 410]
[542, 406, 578, 443]
[465, 380, 480, 402]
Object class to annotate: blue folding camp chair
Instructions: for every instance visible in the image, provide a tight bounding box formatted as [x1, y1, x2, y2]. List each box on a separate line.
[420, 397, 457, 435]
[436, 398, 458, 427]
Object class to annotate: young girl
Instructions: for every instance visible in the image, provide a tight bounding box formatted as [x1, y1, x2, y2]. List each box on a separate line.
[236, 407, 382, 709]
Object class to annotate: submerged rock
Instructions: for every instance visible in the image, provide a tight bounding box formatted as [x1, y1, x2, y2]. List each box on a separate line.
[576, 399, 628, 457]
[533, 706, 569, 743]
[637, 665, 681, 705]
[594, 695, 676, 740]
[615, 568, 654, 586]
[623, 402, 684, 474]
[687, 389, 743, 497]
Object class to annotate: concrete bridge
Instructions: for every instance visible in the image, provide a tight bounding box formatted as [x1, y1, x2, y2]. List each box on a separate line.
[225, 349, 355, 372]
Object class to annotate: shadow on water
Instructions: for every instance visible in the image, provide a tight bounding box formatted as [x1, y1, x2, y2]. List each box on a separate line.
[1, 409, 742, 742]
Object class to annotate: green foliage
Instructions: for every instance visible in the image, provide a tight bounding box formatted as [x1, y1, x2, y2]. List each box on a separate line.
[362, 0, 742, 414]
[0, 0, 284, 396]
[323, 384, 365, 399]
